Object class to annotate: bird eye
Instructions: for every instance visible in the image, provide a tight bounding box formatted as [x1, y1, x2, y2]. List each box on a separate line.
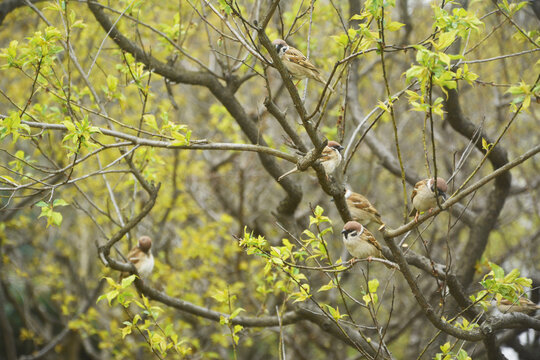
[350, 231, 357, 237]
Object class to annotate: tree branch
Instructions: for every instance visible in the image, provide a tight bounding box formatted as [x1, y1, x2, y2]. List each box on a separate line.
[444, 88, 511, 286]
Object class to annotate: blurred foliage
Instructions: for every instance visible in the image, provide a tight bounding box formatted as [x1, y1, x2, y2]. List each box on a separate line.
[0, 0, 538, 359]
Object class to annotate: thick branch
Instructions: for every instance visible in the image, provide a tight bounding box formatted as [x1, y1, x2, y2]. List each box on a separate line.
[382, 236, 484, 341]
[134, 279, 388, 358]
[0, 0, 44, 25]
[91, 2, 305, 216]
[444, 89, 511, 286]
[0, 279, 16, 360]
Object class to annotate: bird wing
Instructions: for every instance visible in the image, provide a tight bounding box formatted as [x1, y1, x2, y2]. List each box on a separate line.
[119, 247, 142, 280]
[410, 180, 426, 202]
[364, 231, 382, 253]
[349, 193, 382, 222]
[409, 180, 426, 217]
[126, 247, 147, 266]
[283, 48, 320, 74]
[319, 147, 333, 162]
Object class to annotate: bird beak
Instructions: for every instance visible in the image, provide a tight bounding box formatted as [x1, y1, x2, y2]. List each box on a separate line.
[341, 229, 347, 235]
[338, 146, 344, 151]
[439, 191, 447, 201]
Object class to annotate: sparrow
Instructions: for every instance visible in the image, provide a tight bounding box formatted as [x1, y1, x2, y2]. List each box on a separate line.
[341, 221, 383, 261]
[409, 177, 448, 222]
[272, 39, 333, 91]
[120, 236, 154, 280]
[344, 189, 384, 228]
[278, 141, 344, 181]
[496, 297, 540, 315]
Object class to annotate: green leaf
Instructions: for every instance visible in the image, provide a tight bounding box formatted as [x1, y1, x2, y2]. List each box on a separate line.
[144, 114, 158, 131]
[50, 211, 62, 226]
[318, 279, 336, 292]
[439, 52, 451, 67]
[515, 277, 532, 288]
[212, 289, 228, 304]
[368, 279, 379, 293]
[96, 293, 108, 304]
[503, 269, 520, 283]
[481, 138, 491, 151]
[489, 262, 504, 279]
[106, 74, 118, 92]
[229, 307, 245, 319]
[435, 30, 457, 50]
[62, 119, 76, 133]
[440, 342, 450, 353]
[106, 290, 119, 305]
[363, 294, 372, 305]
[332, 33, 349, 47]
[386, 21, 405, 31]
[53, 199, 68, 207]
[121, 274, 137, 288]
[121, 323, 132, 338]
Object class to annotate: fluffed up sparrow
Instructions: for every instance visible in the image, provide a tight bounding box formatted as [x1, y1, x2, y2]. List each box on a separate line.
[345, 189, 384, 228]
[278, 141, 344, 181]
[272, 39, 334, 91]
[341, 221, 383, 261]
[120, 236, 155, 280]
[409, 177, 448, 222]
[497, 297, 540, 315]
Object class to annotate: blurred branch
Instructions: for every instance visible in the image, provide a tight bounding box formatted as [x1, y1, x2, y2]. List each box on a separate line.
[345, 62, 477, 227]
[463, 48, 540, 64]
[260, 0, 280, 30]
[264, 97, 308, 153]
[0, 0, 43, 25]
[444, 88, 512, 286]
[382, 142, 540, 238]
[18, 279, 105, 360]
[135, 279, 389, 358]
[87, 0, 304, 218]
[0, 279, 17, 360]
[383, 235, 484, 340]
[296, 305, 391, 359]
[98, 181, 160, 266]
[19, 120, 298, 163]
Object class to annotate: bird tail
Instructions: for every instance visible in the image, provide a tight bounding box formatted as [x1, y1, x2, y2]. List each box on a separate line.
[278, 166, 299, 181]
[312, 73, 335, 93]
[408, 207, 417, 217]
